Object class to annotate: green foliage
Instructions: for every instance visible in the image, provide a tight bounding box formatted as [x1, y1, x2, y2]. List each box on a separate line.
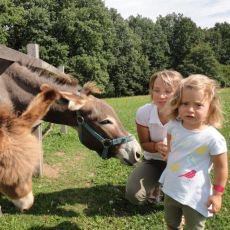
[0, 0, 24, 45]
[71, 54, 109, 91]
[128, 15, 169, 71]
[219, 64, 230, 87]
[178, 43, 220, 79]
[156, 13, 203, 69]
[1, 0, 230, 96]
[107, 11, 150, 97]
[52, 1, 116, 92]
[205, 22, 230, 65]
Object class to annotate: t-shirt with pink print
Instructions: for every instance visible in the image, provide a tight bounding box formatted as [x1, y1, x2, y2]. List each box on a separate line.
[159, 120, 227, 217]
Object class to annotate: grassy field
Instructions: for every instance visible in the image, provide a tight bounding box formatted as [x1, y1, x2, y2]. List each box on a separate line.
[0, 90, 229, 229]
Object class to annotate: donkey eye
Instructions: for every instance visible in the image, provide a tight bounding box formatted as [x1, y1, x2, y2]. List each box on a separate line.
[99, 119, 112, 125]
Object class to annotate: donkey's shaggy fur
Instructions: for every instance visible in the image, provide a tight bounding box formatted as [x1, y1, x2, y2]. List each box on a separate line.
[0, 85, 59, 201]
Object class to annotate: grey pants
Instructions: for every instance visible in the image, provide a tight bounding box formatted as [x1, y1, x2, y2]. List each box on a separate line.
[164, 195, 206, 230]
[125, 159, 166, 205]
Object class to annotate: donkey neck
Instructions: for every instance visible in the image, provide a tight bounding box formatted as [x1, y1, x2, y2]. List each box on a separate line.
[2, 62, 79, 126]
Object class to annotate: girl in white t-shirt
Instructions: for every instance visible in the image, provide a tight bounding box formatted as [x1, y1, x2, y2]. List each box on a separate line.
[125, 70, 182, 205]
[159, 74, 228, 230]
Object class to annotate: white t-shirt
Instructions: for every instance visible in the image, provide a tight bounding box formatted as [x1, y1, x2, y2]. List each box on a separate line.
[136, 103, 168, 161]
[159, 120, 227, 217]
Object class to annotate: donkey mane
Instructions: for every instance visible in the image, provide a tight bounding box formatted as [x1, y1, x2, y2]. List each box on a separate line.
[6, 62, 78, 92]
[25, 64, 79, 86]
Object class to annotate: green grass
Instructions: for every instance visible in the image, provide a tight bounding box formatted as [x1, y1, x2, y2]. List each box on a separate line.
[0, 90, 229, 229]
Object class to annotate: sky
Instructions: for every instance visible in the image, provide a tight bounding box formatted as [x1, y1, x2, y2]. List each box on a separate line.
[104, 0, 230, 28]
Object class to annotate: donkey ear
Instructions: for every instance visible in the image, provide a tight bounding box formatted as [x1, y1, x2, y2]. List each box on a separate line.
[59, 91, 86, 111]
[82, 81, 102, 95]
[68, 100, 85, 110]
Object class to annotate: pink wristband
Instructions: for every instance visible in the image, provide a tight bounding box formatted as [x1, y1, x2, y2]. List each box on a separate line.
[213, 184, 225, 193]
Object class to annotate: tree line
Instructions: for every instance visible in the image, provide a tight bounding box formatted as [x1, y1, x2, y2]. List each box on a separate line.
[1, 0, 229, 97]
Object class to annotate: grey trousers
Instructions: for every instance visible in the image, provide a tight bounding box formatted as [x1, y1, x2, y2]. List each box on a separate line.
[125, 159, 166, 205]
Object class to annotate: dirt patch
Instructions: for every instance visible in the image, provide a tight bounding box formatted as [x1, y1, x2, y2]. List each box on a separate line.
[42, 152, 85, 178]
[43, 163, 60, 178]
[75, 155, 85, 161]
[55, 151, 65, 157]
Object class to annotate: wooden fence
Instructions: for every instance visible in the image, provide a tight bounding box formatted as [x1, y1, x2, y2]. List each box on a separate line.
[0, 44, 68, 176]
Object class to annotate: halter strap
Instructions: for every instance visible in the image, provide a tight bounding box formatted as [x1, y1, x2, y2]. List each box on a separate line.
[76, 111, 134, 159]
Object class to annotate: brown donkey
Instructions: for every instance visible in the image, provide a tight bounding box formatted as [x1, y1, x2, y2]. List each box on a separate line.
[0, 84, 59, 212]
[0, 61, 142, 165]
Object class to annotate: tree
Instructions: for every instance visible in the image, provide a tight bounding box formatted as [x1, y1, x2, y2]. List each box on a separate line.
[7, 0, 69, 67]
[178, 43, 220, 81]
[52, 2, 116, 91]
[4, 1, 228, 95]
[156, 13, 203, 69]
[0, 0, 24, 45]
[108, 10, 150, 96]
[128, 15, 169, 71]
[205, 22, 230, 65]
[10, 0, 113, 88]
[218, 64, 230, 87]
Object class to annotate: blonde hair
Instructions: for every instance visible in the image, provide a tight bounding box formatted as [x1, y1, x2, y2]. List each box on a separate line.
[149, 70, 183, 100]
[168, 74, 224, 128]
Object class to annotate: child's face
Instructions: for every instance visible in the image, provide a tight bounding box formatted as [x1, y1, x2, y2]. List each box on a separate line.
[152, 77, 174, 110]
[178, 88, 210, 129]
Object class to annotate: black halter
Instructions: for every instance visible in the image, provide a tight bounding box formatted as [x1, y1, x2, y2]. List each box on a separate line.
[76, 111, 134, 159]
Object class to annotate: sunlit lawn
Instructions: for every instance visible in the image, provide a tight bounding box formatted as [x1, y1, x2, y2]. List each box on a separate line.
[0, 89, 229, 229]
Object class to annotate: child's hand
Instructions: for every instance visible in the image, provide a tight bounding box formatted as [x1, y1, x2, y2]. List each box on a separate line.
[155, 141, 168, 160]
[207, 194, 222, 214]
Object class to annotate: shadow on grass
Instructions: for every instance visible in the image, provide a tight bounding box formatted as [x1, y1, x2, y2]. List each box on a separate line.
[28, 221, 81, 230]
[0, 185, 163, 217]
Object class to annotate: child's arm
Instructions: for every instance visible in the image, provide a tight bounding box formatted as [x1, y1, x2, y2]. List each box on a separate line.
[136, 123, 167, 156]
[161, 133, 171, 160]
[207, 152, 228, 214]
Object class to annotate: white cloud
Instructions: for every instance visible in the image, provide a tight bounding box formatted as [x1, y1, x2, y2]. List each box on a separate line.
[104, 0, 230, 28]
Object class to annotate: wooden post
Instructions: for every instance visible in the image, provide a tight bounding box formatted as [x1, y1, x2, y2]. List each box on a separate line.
[27, 43, 43, 177]
[58, 65, 68, 134]
[27, 44, 40, 59]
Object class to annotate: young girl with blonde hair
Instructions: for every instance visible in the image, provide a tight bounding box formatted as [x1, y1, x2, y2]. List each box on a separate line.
[159, 74, 228, 230]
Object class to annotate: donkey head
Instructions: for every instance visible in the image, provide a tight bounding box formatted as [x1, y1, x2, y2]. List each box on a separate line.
[0, 84, 60, 212]
[59, 84, 142, 165]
